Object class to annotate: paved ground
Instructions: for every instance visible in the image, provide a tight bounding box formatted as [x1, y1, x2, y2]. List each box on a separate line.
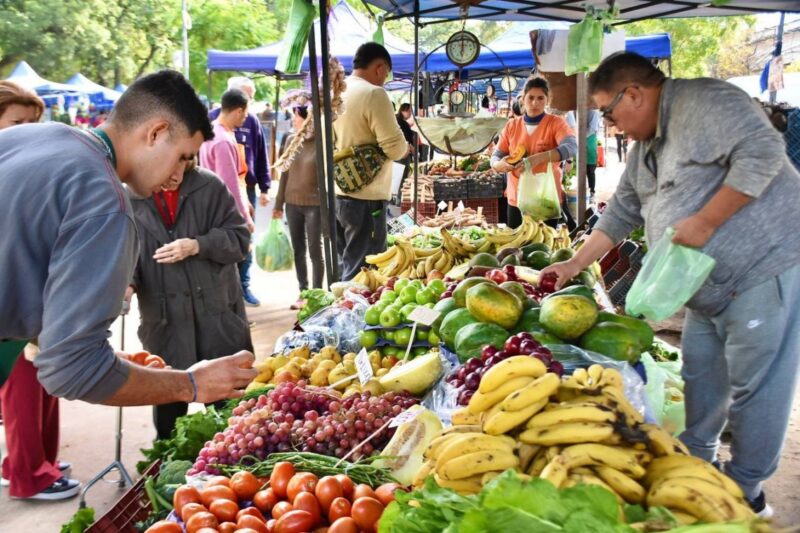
[1, 147, 799, 530]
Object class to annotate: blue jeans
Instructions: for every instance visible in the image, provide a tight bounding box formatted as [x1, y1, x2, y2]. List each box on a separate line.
[239, 184, 257, 291]
[680, 263, 800, 499]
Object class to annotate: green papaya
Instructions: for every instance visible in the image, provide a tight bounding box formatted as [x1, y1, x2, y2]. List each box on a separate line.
[454, 323, 509, 362]
[512, 308, 545, 334]
[439, 308, 480, 349]
[533, 331, 566, 345]
[579, 322, 643, 364]
[543, 285, 597, 307]
[521, 242, 551, 256]
[539, 294, 598, 340]
[452, 277, 494, 308]
[432, 297, 458, 334]
[550, 248, 576, 263]
[596, 311, 654, 351]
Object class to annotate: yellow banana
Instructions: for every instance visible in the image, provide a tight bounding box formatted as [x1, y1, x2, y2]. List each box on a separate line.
[646, 477, 754, 523]
[565, 473, 622, 501]
[433, 473, 483, 494]
[594, 465, 647, 504]
[412, 460, 434, 488]
[639, 423, 690, 457]
[518, 422, 617, 447]
[451, 406, 482, 426]
[526, 403, 617, 428]
[467, 376, 535, 414]
[483, 399, 548, 436]
[434, 433, 516, 470]
[527, 447, 551, 477]
[366, 246, 397, 265]
[425, 432, 478, 461]
[502, 372, 560, 411]
[440, 424, 483, 435]
[517, 443, 541, 472]
[478, 356, 547, 394]
[414, 246, 440, 258]
[602, 387, 645, 425]
[437, 449, 520, 481]
[559, 443, 651, 478]
[643, 456, 744, 499]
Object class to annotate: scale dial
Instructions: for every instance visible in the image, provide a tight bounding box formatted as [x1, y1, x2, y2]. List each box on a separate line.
[450, 89, 465, 105]
[446, 30, 481, 68]
[501, 74, 518, 93]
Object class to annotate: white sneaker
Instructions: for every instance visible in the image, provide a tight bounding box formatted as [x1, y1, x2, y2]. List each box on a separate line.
[11, 477, 81, 501]
[748, 491, 774, 519]
[2, 461, 71, 487]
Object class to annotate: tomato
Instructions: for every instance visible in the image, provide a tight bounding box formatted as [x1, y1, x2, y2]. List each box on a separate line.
[144, 354, 166, 368]
[292, 491, 322, 525]
[266, 519, 277, 533]
[210, 498, 240, 523]
[236, 529, 261, 533]
[270, 501, 293, 520]
[313, 528, 329, 533]
[270, 462, 295, 499]
[173, 486, 202, 518]
[327, 497, 351, 523]
[352, 484, 377, 501]
[180, 503, 208, 524]
[129, 351, 150, 365]
[237, 514, 269, 533]
[185, 511, 219, 533]
[144, 520, 182, 533]
[237, 507, 266, 522]
[314, 476, 343, 513]
[374, 483, 403, 507]
[218, 522, 237, 533]
[274, 510, 315, 533]
[334, 475, 355, 500]
[231, 470, 261, 500]
[194, 529, 218, 533]
[253, 488, 279, 513]
[327, 517, 358, 533]
[350, 497, 383, 533]
[200, 484, 237, 507]
[286, 472, 318, 501]
[205, 475, 232, 488]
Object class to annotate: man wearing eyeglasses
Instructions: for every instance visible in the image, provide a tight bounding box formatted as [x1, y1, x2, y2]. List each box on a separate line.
[543, 52, 800, 518]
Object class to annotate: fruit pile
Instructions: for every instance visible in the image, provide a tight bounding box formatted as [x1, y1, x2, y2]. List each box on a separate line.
[148, 466, 401, 533]
[418, 360, 754, 524]
[189, 382, 418, 476]
[446, 333, 564, 406]
[249, 346, 342, 390]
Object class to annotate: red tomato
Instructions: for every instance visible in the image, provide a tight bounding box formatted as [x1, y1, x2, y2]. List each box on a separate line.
[194, 529, 218, 533]
[270, 462, 295, 499]
[180, 503, 209, 524]
[231, 471, 261, 500]
[235, 529, 260, 533]
[274, 510, 315, 533]
[185, 511, 220, 533]
[129, 351, 150, 365]
[293, 491, 322, 525]
[237, 514, 269, 533]
[313, 528, 330, 533]
[206, 475, 232, 488]
[210, 498, 240, 523]
[315, 476, 343, 513]
[266, 519, 277, 533]
[173, 486, 202, 519]
[270, 501, 293, 520]
[144, 354, 166, 368]
[374, 483, 403, 507]
[286, 472, 318, 502]
[334, 475, 355, 500]
[253, 488, 279, 513]
[237, 507, 266, 522]
[350, 497, 383, 533]
[144, 520, 182, 533]
[327, 517, 358, 533]
[327, 497, 351, 523]
[352, 484, 377, 501]
[200, 485, 238, 507]
[218, 522, 237, 533]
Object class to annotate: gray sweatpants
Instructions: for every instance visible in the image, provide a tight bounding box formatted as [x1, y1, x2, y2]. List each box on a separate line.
[680, 263, 800, 500]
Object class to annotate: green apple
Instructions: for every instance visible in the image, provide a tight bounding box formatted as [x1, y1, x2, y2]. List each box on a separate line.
[380, 290, 398, 303]
[359, 329, 378, 348]
[393, 278, 410, 293]
[399, 285, 418, 305]
[379, 307, 401, 328]
[394, 327, 413, 346]
[364, 306, 381, 326]
[415, 288, 436, 305]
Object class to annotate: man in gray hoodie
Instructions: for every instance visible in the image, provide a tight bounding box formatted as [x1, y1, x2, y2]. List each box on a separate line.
[544, 52, 800, 517]
[0, 70, 257, 408]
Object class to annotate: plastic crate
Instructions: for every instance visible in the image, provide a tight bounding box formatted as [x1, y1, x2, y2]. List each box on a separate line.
[86, 461, 160, 533]
[464, 198, 500, 224]
[433, 178, 469, 202]
[467, 174, 504, 199]
[400, 200, 437, 219]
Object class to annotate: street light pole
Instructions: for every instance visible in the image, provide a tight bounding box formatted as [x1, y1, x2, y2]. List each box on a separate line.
[182, 0, 191, 78]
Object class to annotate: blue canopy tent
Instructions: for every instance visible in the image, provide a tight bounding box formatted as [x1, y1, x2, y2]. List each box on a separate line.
[114, 83, 128, 93]
[65, 73, 122, 109]
[4, 61, 85, 108]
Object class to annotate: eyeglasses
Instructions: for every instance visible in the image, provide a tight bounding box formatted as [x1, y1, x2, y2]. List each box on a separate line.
[601, 85, 633, 123]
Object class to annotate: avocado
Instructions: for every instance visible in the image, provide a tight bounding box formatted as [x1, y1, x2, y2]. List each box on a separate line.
[596, 311, 654, 351]
[469, 252, 500, 268]
[550, 248, 576, 264]
[500, 281, 531, 308]
[521, 242, 551, 256]
[526, 250, 552, 270]
[501, 254, 521, 267]
[496, 247, 523, 264]
[579, 322, 643, 364]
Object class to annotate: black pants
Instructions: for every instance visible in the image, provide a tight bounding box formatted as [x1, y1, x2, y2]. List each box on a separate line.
[615, 134, 627, 162]
[286, 203, 324, 291]
[587, 164, 596, 195]
[507, 204, 523, 229]
[335, 197, 387, 281]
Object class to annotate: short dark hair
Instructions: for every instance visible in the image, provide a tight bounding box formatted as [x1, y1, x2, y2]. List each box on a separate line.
[221, 89, 249, 112]
[353, 42, 392, 71]
[522, 77, 549, 97]
[588, 52, 666, 95]
[109, 70, 212, 141]
[511, 98, 522, 117]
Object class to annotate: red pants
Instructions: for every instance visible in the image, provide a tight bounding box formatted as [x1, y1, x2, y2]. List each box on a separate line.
[1, 356, 61, 497]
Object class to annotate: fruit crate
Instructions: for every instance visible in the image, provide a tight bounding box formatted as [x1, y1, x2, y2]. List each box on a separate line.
[400, 200, 437, 220]
[86, 461, 160, 533]
[467, 174, 504, 199]
[433, 178, 469, 202]
[463, 198, 500, 224]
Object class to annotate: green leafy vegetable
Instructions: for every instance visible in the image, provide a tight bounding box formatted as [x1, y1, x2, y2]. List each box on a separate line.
[298, 288, 335, 323]
[60, 507, 95, 533]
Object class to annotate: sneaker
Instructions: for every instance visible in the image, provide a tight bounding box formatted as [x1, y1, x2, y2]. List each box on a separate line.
[2, 461, 71, 487]
[747, 491, 774, 519]
[12, 477, 81, 501]
[243, 288, 261, 307]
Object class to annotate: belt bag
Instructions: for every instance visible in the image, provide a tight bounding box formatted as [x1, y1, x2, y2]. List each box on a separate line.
[333, 144, 387, 193]
[0, 339, 27, 387]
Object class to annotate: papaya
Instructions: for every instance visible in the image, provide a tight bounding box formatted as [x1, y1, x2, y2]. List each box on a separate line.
[533, 331, 566, 345]
[500, 281, 532, 309]
[465, 283, 524, 330]
[439, 308, 480, 349]
[543, 285, 596, 307]
[596, 311, 654, 351]
[454, 323, 509, 362]
[512, 307, 544, 334]
[539, 294, 598, 340]
[566, 269, 596, 288]
[521, 242, 551, 256]
[432, 297, 458, 334]
[507, 145, 526, 165]
[501, 254, 521, 267]
[468, 253, 500, 269]
[550, 248, 576, 264]
[579, 322, 643, 364]
[453, 277, 493, 307]
[526, 250, 551, 270]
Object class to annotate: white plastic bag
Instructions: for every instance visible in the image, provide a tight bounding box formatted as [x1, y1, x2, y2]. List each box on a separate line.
[518, 160, 561, 221]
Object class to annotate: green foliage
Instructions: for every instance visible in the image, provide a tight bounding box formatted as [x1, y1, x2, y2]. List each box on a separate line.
[60, 507, 95, 533]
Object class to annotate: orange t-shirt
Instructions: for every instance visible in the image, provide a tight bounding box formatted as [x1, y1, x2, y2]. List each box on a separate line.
[496, 114, 574, 206]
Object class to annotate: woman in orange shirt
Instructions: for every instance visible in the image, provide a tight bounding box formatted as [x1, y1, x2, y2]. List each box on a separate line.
[491, 77, 577, 228]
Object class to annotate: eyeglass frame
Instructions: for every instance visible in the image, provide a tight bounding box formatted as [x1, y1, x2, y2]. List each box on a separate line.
[600, 85, 635, 123]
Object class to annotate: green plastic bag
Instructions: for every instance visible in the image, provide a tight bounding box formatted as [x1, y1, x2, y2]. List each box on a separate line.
[641, 351, 686, 436]
[565, 16, 604, 76]
[256, 219, 294, 272]
[276, 0, 315, 74]
[625, 228, 716, 321]
[517, 160, 561, 221]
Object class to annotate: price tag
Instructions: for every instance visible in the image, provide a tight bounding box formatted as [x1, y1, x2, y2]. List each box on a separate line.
[455, 200, 465, 213]
[437, 200, 448, 211]
[390, 407, 422, 428]
[407, 307, 441, 327]
[355, 348, 373, 385]
[388, 213, 416, 235]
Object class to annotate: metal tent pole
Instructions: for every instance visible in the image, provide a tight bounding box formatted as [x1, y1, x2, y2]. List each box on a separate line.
[576, 73, 588, 227]
[412, 1, 420, 223]
[272, 76, 281, 166]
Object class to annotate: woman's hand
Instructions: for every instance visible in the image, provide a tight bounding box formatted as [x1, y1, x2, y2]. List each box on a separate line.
[153, 238, 200, 264]
[492, 156, 519, 173]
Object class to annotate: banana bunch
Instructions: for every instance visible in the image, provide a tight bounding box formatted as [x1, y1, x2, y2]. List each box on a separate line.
[414, 246, 456, 280]
[365, 238, 417, 278]
[550, 225, 571, 251]
[440, 228, 488, 260]
[352, 267, 388, 292]
[485, 215, 572, 253]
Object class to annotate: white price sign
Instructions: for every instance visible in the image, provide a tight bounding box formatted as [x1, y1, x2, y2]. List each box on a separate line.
[456, 200, 465, 213]
[390, 407, 422, 428]
[407, 307, 441, 327]
[355, 348, 373, 385]
[437, 200, 448, 211]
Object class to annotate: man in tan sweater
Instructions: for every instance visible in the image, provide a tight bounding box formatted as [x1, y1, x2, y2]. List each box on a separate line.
[334, 42, 410, 280]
